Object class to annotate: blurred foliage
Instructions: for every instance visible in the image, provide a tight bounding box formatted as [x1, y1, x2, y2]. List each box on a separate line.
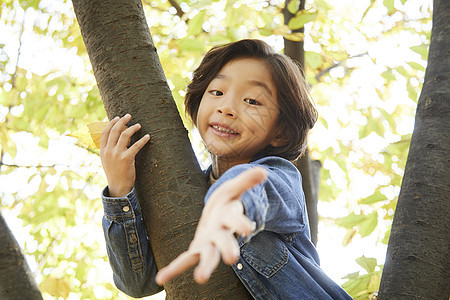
[0, 0, 432, 299]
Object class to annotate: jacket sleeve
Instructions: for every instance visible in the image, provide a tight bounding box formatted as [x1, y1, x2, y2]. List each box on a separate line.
[204, 157, 308, 238]
[102, 187, 163, 298]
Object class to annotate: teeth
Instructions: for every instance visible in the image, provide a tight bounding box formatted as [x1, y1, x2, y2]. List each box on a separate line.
[212, 125, 236, 134]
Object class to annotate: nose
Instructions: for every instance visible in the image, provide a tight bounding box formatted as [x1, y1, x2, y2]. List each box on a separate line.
[216, 97, 237, 118]
[217, 107, 236, 117]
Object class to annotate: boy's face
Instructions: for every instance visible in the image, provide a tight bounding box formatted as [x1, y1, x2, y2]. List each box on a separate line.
[197, 57, 282, 164]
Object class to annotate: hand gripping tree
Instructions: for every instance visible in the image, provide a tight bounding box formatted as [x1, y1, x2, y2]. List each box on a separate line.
[71, 0, 251, 298]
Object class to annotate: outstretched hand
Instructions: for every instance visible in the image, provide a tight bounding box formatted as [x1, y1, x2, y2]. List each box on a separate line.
[155, 167, 267, 286]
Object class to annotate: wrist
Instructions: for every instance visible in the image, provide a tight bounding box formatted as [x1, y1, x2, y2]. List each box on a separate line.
[108, 185, 132, 198]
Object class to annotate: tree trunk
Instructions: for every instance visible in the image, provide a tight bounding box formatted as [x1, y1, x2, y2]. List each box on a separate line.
[295, 153, 321, 246]
[71, 0, 251, 298]
[378, 0, 450, 298]
[283, 0, 320, 246]
[0, 212, 43, 299]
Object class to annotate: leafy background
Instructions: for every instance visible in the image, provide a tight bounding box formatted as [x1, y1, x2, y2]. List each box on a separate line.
[0, 0, 432, 299]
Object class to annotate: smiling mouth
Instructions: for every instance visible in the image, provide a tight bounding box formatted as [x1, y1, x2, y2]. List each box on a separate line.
[210, 124, 239, 135]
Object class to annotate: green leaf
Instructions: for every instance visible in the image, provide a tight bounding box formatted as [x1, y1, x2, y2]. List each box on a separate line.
[342, 228, 357, 246]
[407, 61, 425, 71]
[342, 273, 371, 294]
[381, 70, 395, 81]
[356, 256, 377, 273]
[360, 193, 386, 205]
[34, 105, 48, 123]
[305, 51, 323, 70]
[335, 156, 347, 172]
[0, 165, 15, 175]
[410, 44, 429, 60]
[320, 117, 328, 129]
[259, 27, 273, 37]
[407, 81, 418, 102]
[381, 226, 391, 244]
[336, 213, 366, 228]
[5, 138, 17, 159]
[384, 134, 411, 156]
[288, 11, 318, 30]
[187, 10, 206, 36]
[359, 212, 378, 237]
[39, 132, 49, 149]
[367, 271, 381, 292]
[383, 0, 395, 14]
[395, 66, 409, 78]
[336, 212, 378, 238]
[14, 117, 30, 131]
[342, 271, 360, 280]
[175, 37, 205, 52]
[358, 125, 370, 139]
[315, 0, 330, 12]
[287, 0, 300, 14]
[209, 34, 230, 44]
[227, 26, 241, 41]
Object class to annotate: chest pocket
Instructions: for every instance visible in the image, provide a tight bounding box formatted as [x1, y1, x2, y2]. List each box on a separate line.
[241, 231, 289, 278]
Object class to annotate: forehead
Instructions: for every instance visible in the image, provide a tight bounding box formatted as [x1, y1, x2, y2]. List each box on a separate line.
[213, 57, 276, 97]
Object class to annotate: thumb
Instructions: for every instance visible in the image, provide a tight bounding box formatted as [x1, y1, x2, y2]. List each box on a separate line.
[216, 167, 267, 199]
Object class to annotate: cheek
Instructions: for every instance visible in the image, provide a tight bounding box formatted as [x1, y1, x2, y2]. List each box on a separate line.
[196, 101, 208, 130]
[196, 95, 212, 120]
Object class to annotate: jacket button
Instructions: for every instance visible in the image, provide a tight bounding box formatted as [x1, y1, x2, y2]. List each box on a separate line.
[130, 234, 137, 243]
[122, 206, 130, 212]
[237, 263, 243, 270]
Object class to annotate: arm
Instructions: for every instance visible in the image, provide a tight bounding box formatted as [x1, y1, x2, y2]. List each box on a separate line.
[155, 159, 307, 286]
[155, 167, 266, 285]
[102, 187, 163, 297]
[100, 114, 162, 297]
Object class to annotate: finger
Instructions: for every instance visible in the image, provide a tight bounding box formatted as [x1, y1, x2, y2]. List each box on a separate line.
[100, 116, 119, 149]
[222, 201, 256, 237]
[155, 251, 199, 286]
[213, 230, 240, 265]
[215, 167, 268, 200]
[194, 244, 221, 284]
[116, 123, 142, 149]
[126, 133, 151, 157]
[107, 113, 131, 147]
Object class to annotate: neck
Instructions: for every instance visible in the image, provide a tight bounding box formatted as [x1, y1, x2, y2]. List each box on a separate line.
[211, 154, 250, 179]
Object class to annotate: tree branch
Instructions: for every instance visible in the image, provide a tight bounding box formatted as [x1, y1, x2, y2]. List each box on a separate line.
[167, 0, 184, 18]
[142, 0, 184, 18]
[0, 163, 63, 169]
[11, 10, 27, 89]
[315, 52, 368, 82]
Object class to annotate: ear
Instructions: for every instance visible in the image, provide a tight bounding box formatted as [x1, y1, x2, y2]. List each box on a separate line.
[270, 131, 289, 148]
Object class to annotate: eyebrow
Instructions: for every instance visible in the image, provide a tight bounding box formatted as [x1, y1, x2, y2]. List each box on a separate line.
[214, 74, 273, 97]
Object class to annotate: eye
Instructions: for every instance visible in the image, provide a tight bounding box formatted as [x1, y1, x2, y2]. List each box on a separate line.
[244, 98, 260, 105]
[209, 90, 223, 96]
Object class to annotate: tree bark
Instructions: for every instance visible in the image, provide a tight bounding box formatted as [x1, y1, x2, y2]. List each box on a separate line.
[0, 212, 43, 299]
[283, 0, 320, 246]
[71, 0, 251, 298]
[378, 0, 450, 298]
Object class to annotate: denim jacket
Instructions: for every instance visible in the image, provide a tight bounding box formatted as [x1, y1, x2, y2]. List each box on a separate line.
[102, 156, 352, 299]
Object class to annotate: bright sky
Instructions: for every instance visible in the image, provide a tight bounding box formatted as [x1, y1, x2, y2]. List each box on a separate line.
[0, 0, 432, 298]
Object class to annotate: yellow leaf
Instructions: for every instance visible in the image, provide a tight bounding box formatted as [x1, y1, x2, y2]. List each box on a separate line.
[87, 121, 108, 149]
[68, 121, 129, 149]
[40, 276, 70, 299]
[67, 124, 97, 149]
